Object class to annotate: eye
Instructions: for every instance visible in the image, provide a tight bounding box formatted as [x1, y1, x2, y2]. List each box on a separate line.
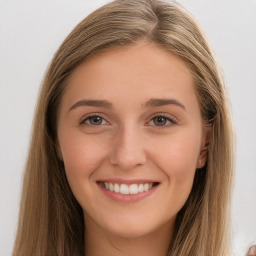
[148, 115, 176, 127]
[81, 115, 108, 126]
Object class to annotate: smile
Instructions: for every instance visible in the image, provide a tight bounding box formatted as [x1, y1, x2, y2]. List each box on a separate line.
[98, 181, 159, 195]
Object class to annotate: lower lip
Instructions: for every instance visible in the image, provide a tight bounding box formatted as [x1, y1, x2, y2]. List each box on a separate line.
[97, 183, 159, 202]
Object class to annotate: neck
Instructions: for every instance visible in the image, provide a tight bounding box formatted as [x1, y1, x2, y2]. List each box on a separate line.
[84, 216, 174, 256]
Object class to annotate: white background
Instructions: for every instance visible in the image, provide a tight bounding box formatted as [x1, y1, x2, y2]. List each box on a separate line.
[0, 0, 255, 255]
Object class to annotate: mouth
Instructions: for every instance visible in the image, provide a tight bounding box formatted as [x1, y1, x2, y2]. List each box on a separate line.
[97, 181, 160, 195]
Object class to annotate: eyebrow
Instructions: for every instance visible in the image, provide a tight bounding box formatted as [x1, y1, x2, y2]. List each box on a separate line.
[144, 98, 186, 111]
[68, 98, 186, 112]
[69, 99, 113, 111]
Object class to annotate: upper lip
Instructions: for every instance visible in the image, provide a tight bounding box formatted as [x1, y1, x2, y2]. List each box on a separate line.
[97, 179, 160, 185]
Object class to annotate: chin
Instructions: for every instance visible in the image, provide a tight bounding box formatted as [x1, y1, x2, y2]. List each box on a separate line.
[92, 212, 175, 240]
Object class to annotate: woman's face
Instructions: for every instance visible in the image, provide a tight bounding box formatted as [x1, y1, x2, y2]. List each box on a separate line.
[57, 42, 207, 239]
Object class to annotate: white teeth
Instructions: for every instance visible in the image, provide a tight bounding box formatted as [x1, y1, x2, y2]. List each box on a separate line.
[120, 184, 129, 194]
[101, 182, 156, 195]
[138, 184, 144, 193]
[114, 183, 120, 193]
[129, 184, 139, 194]
[109, 183, 114, 191]
[144, 183, 149, 191]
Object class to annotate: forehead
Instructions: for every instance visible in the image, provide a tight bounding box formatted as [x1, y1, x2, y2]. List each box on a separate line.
[60, 42, 198, 112]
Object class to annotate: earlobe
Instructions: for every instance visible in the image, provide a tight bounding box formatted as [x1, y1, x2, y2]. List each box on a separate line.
[197, 147, 208, 168]
[197, 126, 211, 169]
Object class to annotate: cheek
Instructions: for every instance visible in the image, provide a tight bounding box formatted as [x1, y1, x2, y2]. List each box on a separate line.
[59, 131, 108, 179]
[170, 134, 200, 165]
[58, 131, 111, 209]
[151, 128, 201, 186]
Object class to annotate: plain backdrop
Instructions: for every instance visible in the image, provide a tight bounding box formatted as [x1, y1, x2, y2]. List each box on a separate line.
[0, 0, 255, 255]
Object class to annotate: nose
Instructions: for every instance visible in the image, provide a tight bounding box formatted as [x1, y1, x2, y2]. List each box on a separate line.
[109, 125, 147, 170]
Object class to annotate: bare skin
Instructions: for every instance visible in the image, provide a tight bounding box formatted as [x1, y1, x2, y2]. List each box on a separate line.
[84, 213, 173, 256]
[248, 245, 256, 256]
[57, 42, 207, 256]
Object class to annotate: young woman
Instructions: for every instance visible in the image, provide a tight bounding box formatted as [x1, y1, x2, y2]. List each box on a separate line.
[12, 0, 235, 255]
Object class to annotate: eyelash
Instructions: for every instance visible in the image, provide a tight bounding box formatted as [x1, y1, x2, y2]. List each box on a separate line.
[79, 114, 177, 127]
[80, 114, 109, 126]
[147, 114, 177, 127]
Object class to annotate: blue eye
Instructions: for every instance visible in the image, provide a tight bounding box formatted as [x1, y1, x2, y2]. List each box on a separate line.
[82, 115, 108, 126]
[149, 115, 176, 127]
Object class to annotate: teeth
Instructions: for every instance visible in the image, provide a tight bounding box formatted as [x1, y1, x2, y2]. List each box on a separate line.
[144, 183, 149, 191]
[120, 184, 129, 194]
[114, 183, 120, 193]
[100, 182, 156, 195]
[138, 184, 144, 193]
[129, 184, 138, 194]
[109, 183, 114, 191]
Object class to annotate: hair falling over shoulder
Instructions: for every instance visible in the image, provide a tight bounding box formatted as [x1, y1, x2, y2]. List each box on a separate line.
[12, 0, 234, 255]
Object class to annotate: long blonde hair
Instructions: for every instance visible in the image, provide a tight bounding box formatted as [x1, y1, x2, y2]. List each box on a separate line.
[13, 0, 234, 255]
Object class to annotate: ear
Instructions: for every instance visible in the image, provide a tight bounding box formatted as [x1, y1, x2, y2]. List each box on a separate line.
[197, 126, 211, 169]
[197, 146, 208, 168]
